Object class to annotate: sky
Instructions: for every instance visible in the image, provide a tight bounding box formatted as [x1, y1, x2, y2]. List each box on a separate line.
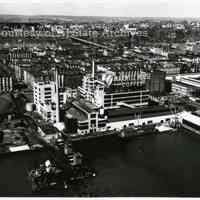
[0, 0, 200, 18]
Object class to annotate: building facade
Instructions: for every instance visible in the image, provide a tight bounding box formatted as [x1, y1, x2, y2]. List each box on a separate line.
[79, 67, 149, 109]
[33, 81, 67, 123]
[0, 76, 13, 93]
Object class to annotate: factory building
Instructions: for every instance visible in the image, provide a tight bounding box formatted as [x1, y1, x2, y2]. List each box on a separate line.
[79, 61, 149, 109]
[106, 106, 178, 131]
[33, 81, 67, 123]
[63, 61, 183, 137]
[65, 99, 107, 135]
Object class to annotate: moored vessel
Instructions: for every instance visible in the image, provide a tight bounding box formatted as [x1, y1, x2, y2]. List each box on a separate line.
[28, 134, 96, 192]
[118, 124, 158, 139]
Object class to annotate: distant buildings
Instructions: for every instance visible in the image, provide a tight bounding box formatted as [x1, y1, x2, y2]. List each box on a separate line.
[160, 62, 180, 75]
[172, 77, 200, 97]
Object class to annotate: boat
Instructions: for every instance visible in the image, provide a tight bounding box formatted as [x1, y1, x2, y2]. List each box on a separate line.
[28, 134, 96, 192]
[28, 159, 96, 192]
[28, 160, 67, 192]
[118, 124, 158, 139]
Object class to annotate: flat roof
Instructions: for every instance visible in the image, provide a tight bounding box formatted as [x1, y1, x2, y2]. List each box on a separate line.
[39, 123, 58, 135]
[66, 107, 88, 122]
[108, 110, 173, 123]
[107, 106, 171, 117]
[72, 99, 98, 114]
[182, 112, 200, 126]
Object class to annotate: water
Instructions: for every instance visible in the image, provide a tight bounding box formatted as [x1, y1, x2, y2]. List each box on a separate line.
[1, 130, 200, 197]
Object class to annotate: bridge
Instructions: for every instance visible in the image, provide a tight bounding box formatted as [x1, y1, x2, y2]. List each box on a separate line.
[70, 36, 115, 52]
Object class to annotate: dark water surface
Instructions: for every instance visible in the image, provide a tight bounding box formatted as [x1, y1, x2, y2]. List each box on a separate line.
[1, 131, 200, 197]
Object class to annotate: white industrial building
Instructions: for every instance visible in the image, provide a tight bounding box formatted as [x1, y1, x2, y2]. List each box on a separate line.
[33, 81, 67, 123]
[79, 61, 149, 110]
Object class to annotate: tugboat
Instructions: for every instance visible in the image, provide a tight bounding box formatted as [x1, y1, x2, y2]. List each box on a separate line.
[28, 133, 96, 192]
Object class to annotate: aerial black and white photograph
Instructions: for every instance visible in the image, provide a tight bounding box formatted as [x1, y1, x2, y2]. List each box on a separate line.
[1, 0, 200, 197]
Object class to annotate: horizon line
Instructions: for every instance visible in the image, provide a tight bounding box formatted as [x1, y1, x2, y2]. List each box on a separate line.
[0, 14, 199, 20]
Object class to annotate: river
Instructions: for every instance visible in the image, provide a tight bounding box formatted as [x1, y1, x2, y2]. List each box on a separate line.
[1, 130, 200, 197]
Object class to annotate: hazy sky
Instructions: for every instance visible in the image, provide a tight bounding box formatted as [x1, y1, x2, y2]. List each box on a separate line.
[0, 0, 200, 17]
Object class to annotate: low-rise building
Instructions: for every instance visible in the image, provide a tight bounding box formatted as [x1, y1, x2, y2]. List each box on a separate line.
[65, 99, 107, 135]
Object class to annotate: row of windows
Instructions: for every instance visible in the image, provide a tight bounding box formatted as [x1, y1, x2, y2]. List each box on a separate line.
[78, 125, 89, 130]
[123, 118, 170, 127]
[0, 78, 13, 91]
[79, 122, 89, 126]
[98, 123, 107, 128]
[44, 87, 51, 91]
[45, 92, 52, 95]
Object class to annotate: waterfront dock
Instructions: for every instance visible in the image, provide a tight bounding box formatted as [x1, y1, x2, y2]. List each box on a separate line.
[66, 131, 117, 142]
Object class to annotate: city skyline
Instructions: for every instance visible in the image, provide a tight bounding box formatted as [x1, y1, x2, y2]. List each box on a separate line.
[0, 0, 200, 18]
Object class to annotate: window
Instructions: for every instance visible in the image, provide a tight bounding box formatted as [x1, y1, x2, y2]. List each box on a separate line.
[91, 114, 96, 118]
[45, 92, 51, 95]
[98, 123, 106, 128]
[91, 120, 96, 124]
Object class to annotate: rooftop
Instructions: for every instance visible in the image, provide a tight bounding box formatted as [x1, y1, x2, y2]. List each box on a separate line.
[0, 94, 15, 116]
[66, 107, 88, 122]
[173, 81, 200, 90]
[107, 106, 175, 123]
[72, 99, 98, 114]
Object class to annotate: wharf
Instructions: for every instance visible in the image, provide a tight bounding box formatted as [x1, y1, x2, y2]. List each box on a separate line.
[0, 145, 44, 156]
[66, 131, 117, 142]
